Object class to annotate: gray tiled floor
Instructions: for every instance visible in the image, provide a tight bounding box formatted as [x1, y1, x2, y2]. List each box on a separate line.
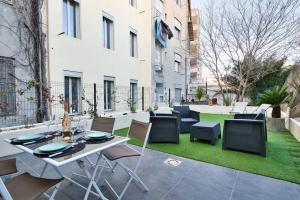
[4, 145, 300, 200]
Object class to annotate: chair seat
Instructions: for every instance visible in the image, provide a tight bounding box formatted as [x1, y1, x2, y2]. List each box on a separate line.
[0, 159, 17, 176]
[181, 118, 198, 123]
[103, 144, 140, 161]
[5, 173, 63, 200]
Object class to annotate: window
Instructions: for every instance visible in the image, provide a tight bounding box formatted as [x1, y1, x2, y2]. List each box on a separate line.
[175, 0, 180, 5]
[0, 57, 15, 115]
[174, 53, 181, 72]
[63, 0, 80, 38]
[129, 0, 137, 7]
[103, 16, 114, 49]
[174, 27, 181, 40]
[155, 43, 162, 70]
[130, 31, 138, 57]
[64, 73, 81, 114]
[130, 80, 138, 110]
[104, 77, 115, 111]
[174, 18, 182, 41]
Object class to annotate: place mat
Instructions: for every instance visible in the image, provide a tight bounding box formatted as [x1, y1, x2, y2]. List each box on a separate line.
[10, 135, 55, 145]
[77, 135, 115, 144]
[33, 142, 86, 158]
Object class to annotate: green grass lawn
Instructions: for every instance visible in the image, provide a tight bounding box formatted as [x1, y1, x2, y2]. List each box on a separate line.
[115, 113, 300, 184]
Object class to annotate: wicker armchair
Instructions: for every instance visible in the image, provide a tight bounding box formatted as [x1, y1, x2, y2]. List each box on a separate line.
[149, 111, 180, 143]
[223, 112, 267, 157]
[173, 106, 200, 133]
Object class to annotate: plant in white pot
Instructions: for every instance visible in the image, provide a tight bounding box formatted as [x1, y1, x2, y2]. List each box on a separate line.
[258, 86, 292, 118]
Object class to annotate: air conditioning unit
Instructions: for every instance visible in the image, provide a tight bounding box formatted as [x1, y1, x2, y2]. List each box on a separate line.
[155, 64, 163, 71]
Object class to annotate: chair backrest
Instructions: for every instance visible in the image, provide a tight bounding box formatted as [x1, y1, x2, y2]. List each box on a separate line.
[230, 102, 248, 114]
[0, 178, 13, 200]
[128, 120, 152, 149]
[174, 106, 190, 118]
[254, 104, 271, 114]
[91, 117, 115, 134]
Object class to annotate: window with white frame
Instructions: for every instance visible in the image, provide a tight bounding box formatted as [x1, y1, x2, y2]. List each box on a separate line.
[63, 0, 80, 38]
[0, 57, 15, 115]
[64, 71, 81, 114]
[174, 53, 181, 72]
[129, 0, 137, 7]
[103, 14, 114, 49]
[130, 30, 138, 57]
[175, 0, 180, 5]
[104, 77, 115, 111]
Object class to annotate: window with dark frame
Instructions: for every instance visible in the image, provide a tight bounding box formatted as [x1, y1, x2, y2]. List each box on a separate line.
[130, 31, 138, 57]
[0, 57, 15, 115]
[64, 76, 81, 114]
[104, 79, 114, 111]
[103, 16, 114, 49]
[130, 81, 138, 109]
[63, 0, 80, 38]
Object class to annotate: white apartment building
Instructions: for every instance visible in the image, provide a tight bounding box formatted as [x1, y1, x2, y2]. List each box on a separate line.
[46, 0, 152, 115]
[152, 0, 192, 105]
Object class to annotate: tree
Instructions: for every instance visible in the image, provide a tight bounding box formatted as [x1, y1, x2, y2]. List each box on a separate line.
[196, 86, 205, 101]
[201, 0, 300, 101]
[0, 0, 47, 122]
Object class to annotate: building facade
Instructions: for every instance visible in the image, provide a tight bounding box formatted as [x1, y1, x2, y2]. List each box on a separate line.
[188, 8, 203, 99]
[46, 0, 152, 116]
[152, 0, 192, 106]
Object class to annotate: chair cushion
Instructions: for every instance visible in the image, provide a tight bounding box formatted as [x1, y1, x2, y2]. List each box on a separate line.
[103, 144, 140, 161]
[255, 109, 265, 120]
[181, 118, 198, 123]
[5, 173, 62, 200]
[0, 159, 17, 176]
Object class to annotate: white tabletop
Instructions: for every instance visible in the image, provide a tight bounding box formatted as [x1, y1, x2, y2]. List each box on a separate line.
[5, 136, 129, 167]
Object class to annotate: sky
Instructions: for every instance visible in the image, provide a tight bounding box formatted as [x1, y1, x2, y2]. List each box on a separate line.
[190, 0, 300, 83]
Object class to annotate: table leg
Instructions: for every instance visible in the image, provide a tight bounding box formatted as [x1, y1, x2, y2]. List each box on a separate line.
[81, 154, 108, 200]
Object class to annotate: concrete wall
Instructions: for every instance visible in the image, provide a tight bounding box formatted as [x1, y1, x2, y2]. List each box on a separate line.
[0, 1, 37, 127]
[289, 118, 300, 142]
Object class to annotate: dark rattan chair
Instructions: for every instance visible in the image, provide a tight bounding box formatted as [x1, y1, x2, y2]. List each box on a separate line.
[223, 112, 267, 157]
[149, 110, 180, 143]
[173, 106, 200, 133]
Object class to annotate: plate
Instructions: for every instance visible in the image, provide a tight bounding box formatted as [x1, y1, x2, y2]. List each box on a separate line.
[16, 134, 44, 142]
[37, 142, 70, 153]
[87, 131, 107, 139]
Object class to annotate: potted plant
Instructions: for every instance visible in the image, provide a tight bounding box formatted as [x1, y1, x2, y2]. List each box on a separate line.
[258, 86, 292, 118]
[196, 86, 205, 103]
[258, 86, 292, 131]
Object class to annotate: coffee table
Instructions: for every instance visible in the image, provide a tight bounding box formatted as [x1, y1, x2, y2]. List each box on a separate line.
[190, 121, 221, 145]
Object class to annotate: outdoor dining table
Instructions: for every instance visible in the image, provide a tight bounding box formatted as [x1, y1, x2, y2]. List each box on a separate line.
[4, 131, 129, 200]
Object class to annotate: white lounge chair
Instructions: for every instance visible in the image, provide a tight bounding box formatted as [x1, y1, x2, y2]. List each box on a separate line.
[229, 102, 248, 114]
[252, 104, 271, 114]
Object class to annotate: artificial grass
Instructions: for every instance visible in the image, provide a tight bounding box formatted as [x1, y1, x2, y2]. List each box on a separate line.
[115, 113, 300, 184]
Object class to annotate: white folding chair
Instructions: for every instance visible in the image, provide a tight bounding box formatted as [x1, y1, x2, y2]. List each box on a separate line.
[0, 159, 62, 200]
[97, 120, 152, 200]
[229, 102, 248, 114]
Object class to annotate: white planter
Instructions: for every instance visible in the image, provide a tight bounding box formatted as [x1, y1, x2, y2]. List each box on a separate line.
[266, 117, 286, 132]
[289, 118, 300, 142]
